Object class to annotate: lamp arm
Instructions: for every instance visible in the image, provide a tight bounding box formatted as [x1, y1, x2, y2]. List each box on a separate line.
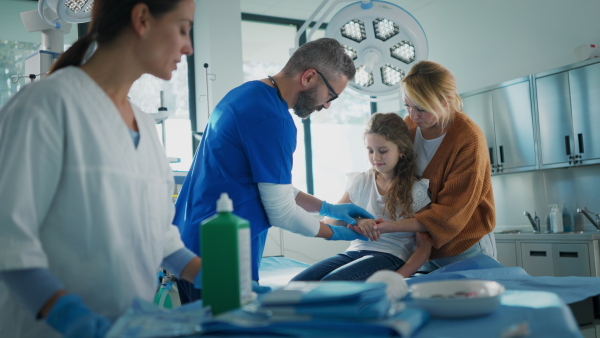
[294, 0, 360, 51]
[294, 0, 328, 50]
[306, 0, 354, 43]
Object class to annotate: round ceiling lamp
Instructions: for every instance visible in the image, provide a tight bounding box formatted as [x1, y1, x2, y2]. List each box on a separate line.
[39, 0, 94, 28]
[295, 0, 428, 101]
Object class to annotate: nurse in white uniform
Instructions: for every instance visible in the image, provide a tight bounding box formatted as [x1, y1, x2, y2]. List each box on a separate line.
[0, 0, 201, 337]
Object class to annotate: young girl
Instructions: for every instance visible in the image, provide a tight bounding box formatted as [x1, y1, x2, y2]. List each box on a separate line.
[291, 112, 432, 281]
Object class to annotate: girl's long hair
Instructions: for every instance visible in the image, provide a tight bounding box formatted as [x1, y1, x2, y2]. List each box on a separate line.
[366, 112, 417, 220]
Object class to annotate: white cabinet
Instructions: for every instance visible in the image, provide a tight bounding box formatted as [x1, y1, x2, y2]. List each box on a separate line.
[568, 62, 600, 166]
[462, 77, 537, 175]
[496, 242, 518, 267]
[521, 242, 555, 276]
[496, 235, 599, 277]
[553, 243, 591, 277]
[535, 60, 600, 169]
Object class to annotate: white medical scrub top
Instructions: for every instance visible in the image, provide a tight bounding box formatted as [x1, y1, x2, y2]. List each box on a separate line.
[0, 67, 184, 337]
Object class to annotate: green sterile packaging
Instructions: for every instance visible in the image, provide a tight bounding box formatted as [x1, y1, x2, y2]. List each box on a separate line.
[201, 193, 253, 315]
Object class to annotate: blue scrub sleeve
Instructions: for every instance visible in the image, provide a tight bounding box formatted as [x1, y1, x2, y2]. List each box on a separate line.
[1, 268, 64, 316]
[160, 247, 196, 278]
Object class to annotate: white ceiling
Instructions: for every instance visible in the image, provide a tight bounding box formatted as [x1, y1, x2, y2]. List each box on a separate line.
[239, 0, 440, 22]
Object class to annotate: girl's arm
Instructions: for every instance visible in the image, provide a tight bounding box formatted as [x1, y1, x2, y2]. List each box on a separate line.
[396, 232, 432, 278]
[375, 204, 431, 233]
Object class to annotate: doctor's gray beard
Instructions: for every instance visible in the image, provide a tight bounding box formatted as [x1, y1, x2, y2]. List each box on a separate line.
[293, 87, 323, 119]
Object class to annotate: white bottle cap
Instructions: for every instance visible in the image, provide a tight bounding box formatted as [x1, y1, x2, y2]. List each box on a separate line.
[216, 192, 233, 212]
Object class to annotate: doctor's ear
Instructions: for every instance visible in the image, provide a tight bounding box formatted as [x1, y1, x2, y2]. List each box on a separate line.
[300, 69, 318, 88]
[130, 3, 152, 39]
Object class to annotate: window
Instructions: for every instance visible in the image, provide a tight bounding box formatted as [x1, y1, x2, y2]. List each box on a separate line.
[128, 58, 192, 172]
[300, 31, 373, 203]
[241, 17, 375, 200]
[0, 40, 41, 107]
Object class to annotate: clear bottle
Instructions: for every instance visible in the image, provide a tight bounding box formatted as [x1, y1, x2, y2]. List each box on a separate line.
[201, 193, 253, 315]
[548, 204, 564, 233]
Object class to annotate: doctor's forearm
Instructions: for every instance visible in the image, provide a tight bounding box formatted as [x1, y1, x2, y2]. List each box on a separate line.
[294, 191, 323, 213]
[315, 221, 334, 239]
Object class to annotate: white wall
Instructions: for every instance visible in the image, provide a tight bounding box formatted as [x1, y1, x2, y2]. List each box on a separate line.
[378, 0, 600, 113]
[193, 0, 244, 132]
[418, 0, 600, 94]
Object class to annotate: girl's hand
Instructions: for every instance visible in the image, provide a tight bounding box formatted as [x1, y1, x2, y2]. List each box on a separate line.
[351, 218, 381, 241]
[372, 218, 390, 233]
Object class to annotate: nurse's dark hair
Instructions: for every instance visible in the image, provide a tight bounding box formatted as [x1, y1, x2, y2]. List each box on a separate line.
[365, 112, 417, 220]
[282, 38, 356, 82]
[50, 0, 184, 73]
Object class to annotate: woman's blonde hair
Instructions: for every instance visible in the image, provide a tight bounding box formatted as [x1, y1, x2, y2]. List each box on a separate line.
[365, 113, 417, 220]
[402, 60, 463, 130]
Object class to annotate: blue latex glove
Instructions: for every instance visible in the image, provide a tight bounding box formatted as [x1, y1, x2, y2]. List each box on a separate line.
[252, 281, 272, 294]
[320, 201, 374, 225]
[46, 294, 111, 338]
[194, 269, 202, 289]
[327, 224, 368, 241]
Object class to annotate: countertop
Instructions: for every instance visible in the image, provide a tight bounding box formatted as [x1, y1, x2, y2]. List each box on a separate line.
[494, 230, 600, 240]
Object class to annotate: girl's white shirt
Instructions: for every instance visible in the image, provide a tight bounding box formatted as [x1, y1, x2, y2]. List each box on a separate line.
[345, 171, 430, 262]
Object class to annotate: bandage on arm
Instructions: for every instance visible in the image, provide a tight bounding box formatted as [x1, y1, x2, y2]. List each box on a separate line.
[258, 183, 320, 237]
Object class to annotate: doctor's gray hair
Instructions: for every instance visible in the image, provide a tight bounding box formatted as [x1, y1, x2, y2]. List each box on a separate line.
[282, 38, 355, 82]
[51, 0, 186, 73]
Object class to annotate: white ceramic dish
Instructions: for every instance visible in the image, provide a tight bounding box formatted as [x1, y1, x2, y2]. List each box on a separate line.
[411, 279, 505, 318]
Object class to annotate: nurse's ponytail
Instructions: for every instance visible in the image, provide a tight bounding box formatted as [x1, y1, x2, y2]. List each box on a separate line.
[50, 0, 184, 73]
[50, 33, 96, 73]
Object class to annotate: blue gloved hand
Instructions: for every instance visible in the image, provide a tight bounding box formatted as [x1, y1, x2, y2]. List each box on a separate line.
[194, 269, 202, 289]
[319, 201, 374, 226]
[327, 224, 368, 241]
[46, 294, 111, 338]
[252, 281, 272, 294]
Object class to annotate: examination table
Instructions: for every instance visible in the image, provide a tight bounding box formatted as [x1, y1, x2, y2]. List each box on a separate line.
[108, 255, 600, 337]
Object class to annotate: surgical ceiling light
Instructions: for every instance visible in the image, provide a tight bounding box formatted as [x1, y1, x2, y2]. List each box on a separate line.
[294, 0, 428, 101]
[39, 0, 94, 27]
[19, 0, 93, 83]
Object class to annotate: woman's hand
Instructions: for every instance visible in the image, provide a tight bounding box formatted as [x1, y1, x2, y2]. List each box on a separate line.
[351, 218, 382, 241]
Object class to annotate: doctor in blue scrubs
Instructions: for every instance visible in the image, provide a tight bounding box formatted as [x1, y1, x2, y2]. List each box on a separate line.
[174, 38, 373, 302]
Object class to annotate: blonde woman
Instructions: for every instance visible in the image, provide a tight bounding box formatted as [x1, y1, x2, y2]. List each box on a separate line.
[372, 60, 497, 271]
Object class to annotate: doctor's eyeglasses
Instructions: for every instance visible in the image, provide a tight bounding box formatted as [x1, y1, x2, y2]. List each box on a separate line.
[315, 70, 339, 103]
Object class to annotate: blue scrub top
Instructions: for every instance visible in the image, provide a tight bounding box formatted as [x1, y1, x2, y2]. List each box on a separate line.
[174, 80, 296, 280]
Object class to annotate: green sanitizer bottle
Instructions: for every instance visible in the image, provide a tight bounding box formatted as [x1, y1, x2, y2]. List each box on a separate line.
[201, 192, 253, 315]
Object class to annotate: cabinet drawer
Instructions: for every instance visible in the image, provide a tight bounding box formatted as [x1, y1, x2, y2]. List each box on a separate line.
[553, 243, 591, 277]
[521, 242, 554, 276]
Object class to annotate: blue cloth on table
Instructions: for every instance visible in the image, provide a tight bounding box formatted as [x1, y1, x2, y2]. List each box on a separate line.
[259, 281, 391, 319]
[410, 290, 580, 338]
[407, 255, 600, 304]
[203, 307, 429, 337]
